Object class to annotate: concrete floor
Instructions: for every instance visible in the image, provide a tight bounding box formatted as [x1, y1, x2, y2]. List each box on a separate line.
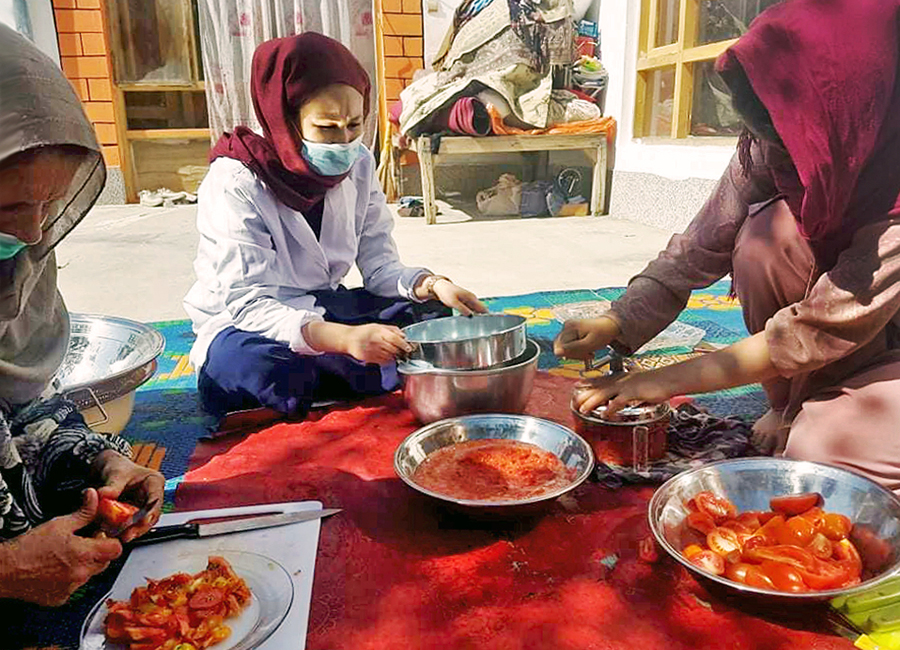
[55, 201, 673, 323]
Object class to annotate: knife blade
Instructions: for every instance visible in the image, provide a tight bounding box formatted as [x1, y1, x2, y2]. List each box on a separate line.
[131, 508, 342, 547]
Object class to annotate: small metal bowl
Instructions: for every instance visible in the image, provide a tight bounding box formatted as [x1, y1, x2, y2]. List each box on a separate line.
[402, 314, 526, 370]
[649, 457, 900, 604]
[52, 313, 165, 434]
[398, 338, 539, 424]
[394, 414, 594, 518]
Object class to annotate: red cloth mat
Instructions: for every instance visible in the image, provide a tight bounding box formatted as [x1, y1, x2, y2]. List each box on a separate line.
[179, 373, 852, 649]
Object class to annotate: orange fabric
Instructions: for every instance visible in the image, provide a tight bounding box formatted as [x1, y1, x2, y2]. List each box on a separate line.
[487, 104, 617, 145]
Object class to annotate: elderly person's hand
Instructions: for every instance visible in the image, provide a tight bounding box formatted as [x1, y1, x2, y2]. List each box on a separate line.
[92, 450, 164, 543]
[0, 489, 122, 606]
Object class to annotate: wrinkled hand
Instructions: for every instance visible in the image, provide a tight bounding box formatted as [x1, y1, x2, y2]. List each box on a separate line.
[93, 450, 164, 542]
[0, 488, 122, 606]
[431, 280, 487, 317]
[572, 369, 673, 416]
[750, 408, 790, 455]
[345, 323, 413, 364]
[553, 316, 620, 361]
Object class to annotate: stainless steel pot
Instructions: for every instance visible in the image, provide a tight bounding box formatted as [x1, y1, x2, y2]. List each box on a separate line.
[402, 314, 526, 370]
[398, 338, 539, 424]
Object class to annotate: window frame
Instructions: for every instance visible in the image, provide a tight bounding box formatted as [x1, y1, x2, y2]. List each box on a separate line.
[634, 0, 738, 139]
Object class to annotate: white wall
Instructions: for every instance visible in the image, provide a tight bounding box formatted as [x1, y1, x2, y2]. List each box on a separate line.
[0, 0, 59, 64]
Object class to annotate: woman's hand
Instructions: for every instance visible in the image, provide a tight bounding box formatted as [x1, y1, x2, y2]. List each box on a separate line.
[554, 316, 621, 360]
[344, 323, 413, 364]
[573, 369, 674, 416]
[0, 488, 123, 606]
[430, 279, 487, 316]
[92, 450, 164, 543]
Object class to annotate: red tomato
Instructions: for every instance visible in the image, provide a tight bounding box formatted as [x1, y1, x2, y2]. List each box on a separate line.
[798, 506, 826, 529]
[758, 561, 808, 592]
[852, 526, 894, 573]
[689, 550, 726, 576]
[719, 519, 753, 535]
[687, 511, 717, 535]
[755, 514, 787, 545]
[795, 558, 853, 590]
[744, 544, 816, 570]
[638, 536, 660, 563]
[742, 535, 770, 554]
[820, 513, 853, 541]
[725, 562, 755, 584]
[123, 626, 167, 643]
[707, 527, 742, 556]
[735, 512, 763, 532]
[744, 566, 777, 590]
[833, 539, 863, 576]
[769, 493, 823, 516]
[695, 491, 737, 523]
[757, 511, 779, 525]
[806, 533, 833, 560]
[97, 498, 139, 530]
[682, 544, 704, 559]
[189, 588, 225, 610]
[777, 516, 816, 546]
[684, 497, 699, 513]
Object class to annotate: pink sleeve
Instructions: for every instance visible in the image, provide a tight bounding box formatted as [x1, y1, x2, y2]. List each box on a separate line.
[608, 146, 776, 353]
[766, 217, 900, 376]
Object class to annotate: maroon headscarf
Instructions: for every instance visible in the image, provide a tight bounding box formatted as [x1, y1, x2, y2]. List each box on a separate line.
[716, 0, 900, 268]
[210, 33, 371, 213]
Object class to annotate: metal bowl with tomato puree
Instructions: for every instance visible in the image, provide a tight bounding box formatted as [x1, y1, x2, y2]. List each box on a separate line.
[649, 457, 900, 604]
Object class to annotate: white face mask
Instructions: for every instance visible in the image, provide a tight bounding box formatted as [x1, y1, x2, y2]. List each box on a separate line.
[301, 137, 363, 176]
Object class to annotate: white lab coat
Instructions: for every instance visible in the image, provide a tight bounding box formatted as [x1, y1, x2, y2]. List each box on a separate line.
[183, 148, 428, 370]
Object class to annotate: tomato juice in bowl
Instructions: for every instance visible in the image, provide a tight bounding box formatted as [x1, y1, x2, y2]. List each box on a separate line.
[394, 414, 594, 519]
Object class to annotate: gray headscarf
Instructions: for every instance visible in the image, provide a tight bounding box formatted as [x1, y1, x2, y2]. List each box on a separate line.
[0, 24, 106, 407]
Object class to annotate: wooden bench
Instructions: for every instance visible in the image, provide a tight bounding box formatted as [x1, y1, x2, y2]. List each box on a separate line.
[415, 133, 609, 225]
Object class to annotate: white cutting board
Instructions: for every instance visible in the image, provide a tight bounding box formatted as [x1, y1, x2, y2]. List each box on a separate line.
[97, 500, 324, 650]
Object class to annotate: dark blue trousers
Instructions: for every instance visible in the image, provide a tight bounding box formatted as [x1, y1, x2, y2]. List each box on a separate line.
[197, 288, 450, 419]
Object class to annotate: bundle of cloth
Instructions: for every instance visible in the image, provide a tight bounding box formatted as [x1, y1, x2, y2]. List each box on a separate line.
[397, 0, 583, 137]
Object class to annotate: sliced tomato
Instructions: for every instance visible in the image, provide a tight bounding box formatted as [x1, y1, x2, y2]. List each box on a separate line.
[682, 544, 704, 560]
[833, 539, 863, 577]
[684, 497, 699, 513]
[97, 497, 139, 530]
[852, 526, 894, 574]
[777, 516, 816, 546]
[769, 493, 822, 517]
[758, 561, 808, 593]
[123, 626, 167, 643]
[724, 562, 755, 584]
[687, 511, 717, 535]
[755, 514, 787, 545]
[741, 535, 770, 555]
[695, 491, 737, 523]
[638, 536, 660, 563]
[189, 588, 224, 610]
[798, 506, 826, 529]
[689, 550, 725, 576]
[744, 566, 777, 590]
[757, 511, 779, 525]
[744, 544, 816, 570]
[795, 558, 853, 590]
[707, 527, 742, 556]
[735, 512, 763, 532]
[719, 519, 753, 535]
[806, 532, 833, 560]
[820, 513, 853, 541]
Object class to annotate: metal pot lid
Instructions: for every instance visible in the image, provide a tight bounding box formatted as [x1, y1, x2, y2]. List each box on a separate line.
[572, 399, 671, 424]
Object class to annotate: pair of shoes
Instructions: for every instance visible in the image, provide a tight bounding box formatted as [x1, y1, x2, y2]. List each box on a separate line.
[139, 188, 199, 208]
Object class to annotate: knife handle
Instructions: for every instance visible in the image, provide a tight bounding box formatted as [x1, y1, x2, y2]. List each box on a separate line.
[130, 522, 199, 546]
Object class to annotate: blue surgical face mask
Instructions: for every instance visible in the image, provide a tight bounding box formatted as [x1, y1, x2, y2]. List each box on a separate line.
[0, 232, 27, 260]
[301, 137, 363, 176]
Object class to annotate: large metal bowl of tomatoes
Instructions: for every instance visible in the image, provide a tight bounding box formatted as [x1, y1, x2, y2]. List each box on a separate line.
[648, 457, 900, 603]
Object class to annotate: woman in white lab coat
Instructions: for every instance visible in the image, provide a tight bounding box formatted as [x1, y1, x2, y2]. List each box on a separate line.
[184, 33, 485, 420]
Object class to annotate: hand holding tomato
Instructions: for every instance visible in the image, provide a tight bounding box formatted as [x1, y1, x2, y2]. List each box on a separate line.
[92, 450, 164, 543]
[0, 488, 123, 606]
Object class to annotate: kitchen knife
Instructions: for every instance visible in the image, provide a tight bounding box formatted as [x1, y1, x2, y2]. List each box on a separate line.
[130, 508, 342, 546]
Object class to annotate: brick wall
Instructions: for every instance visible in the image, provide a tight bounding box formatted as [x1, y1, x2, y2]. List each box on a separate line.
[52, 0, 121, 168]
[381, 0, 425, 106]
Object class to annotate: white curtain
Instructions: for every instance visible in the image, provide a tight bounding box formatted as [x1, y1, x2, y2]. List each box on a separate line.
[198, 0, 378, 145]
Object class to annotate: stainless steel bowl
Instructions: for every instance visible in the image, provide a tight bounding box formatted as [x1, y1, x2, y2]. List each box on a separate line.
[649, 457, 900, 604]
[398, 338, 539, 424]
[52, 313, 165, 432]
[402, 314, 526, 370]
[394, 414, 594, 517]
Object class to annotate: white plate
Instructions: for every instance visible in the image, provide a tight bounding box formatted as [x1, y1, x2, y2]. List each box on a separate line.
[80, 550, 294, 650]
